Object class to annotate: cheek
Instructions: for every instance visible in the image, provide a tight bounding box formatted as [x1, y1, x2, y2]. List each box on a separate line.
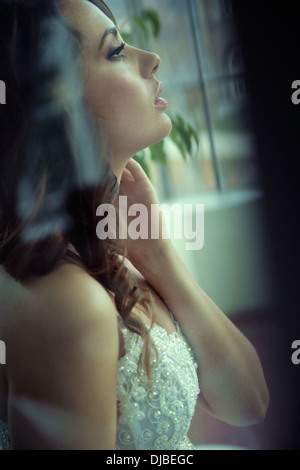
[105, 82, 150, 128]
[84, 67, 145, 120]
[83, 78, 139, 150]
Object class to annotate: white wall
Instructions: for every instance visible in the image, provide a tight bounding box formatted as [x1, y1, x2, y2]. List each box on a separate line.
[164, 190, 277, 316]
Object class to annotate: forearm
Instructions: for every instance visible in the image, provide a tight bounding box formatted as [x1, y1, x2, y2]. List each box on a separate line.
[120, 160, 269, 426]
[139, 241, 270, 426]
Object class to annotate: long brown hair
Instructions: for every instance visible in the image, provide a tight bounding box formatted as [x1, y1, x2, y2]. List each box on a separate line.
[0, 0, 155, 377]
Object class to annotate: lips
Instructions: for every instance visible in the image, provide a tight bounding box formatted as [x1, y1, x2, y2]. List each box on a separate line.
[154, 82, 168, 108]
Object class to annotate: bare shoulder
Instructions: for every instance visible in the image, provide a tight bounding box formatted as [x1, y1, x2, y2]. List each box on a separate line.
[1, 262, 117, 316]
[2, 262, 120, 388]
[2, 263, 120, 449]
[30, 262, 115, 308]
[26, 262, 119, 330]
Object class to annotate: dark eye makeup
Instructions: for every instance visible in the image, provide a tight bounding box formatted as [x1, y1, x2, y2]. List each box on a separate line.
[107, 42, 126, 60]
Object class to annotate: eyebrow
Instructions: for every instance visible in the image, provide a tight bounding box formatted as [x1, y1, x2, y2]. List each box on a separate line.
[98, 27, 118, 51]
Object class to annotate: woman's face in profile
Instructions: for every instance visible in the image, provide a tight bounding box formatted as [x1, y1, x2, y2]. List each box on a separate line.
[61, 0, 172, 173]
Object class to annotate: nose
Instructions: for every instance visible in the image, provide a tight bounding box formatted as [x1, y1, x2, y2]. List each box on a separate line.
[148, 52, 160, 78]
[138, 49, 161, 79]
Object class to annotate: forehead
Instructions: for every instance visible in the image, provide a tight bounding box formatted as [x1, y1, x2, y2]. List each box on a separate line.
[60, 0, 115, 46]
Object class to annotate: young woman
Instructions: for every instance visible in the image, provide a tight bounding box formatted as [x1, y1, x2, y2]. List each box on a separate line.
[0, 0, 269, 450]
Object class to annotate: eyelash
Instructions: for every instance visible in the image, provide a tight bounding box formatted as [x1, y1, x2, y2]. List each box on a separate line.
[108, 42, 126, 60]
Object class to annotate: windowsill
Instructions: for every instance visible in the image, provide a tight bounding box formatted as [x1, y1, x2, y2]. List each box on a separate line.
[163, 188, 264, 212]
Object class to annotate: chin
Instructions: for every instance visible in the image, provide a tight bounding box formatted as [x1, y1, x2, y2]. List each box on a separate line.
[152, 115, 173, 143]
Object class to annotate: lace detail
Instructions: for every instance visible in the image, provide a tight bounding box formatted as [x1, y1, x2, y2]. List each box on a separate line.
[116, 321, 200, 450]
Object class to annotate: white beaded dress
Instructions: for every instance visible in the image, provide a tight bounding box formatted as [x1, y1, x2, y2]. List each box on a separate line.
[0, 318, 200, 450]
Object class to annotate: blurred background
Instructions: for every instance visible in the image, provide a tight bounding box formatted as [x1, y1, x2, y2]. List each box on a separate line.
[107, 0, 299, 450]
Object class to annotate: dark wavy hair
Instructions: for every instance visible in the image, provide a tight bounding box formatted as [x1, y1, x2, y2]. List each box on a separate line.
[0, 0, 155, 377]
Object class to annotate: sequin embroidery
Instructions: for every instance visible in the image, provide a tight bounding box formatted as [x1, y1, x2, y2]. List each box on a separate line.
[116, 321, 200, 450]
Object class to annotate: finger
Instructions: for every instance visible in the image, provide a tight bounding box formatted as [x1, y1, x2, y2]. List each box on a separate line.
[120, 167, 135, 182]
[126, 158, 148, 180]
[125, 158, 145, 176]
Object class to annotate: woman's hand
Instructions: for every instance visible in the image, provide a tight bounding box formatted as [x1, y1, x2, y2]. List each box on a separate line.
[119, 158, 159, 210]
[117, 158, 171, 275]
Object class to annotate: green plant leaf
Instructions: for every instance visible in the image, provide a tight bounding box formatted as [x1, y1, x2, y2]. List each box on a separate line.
[149, 140, 167, 164]
[187, 123, 200, 149]
[141, 9, 161, 37]
[177, 124, 192, 154]
[170, 114, 200, 159]
[132, 152, 151, 179]
[170, 116, 190, 157]
[132, 16, 149, 40]
[169, 127, 187, 160]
